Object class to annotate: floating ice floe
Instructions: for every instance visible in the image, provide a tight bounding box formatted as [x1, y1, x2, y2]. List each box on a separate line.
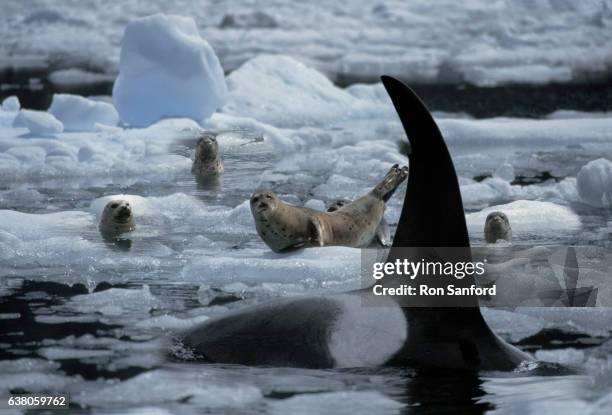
[268, 390, 403, 414]
[3, 2, 612, 86]
[577, 158, 612, 208]
[12, 109, 64, 136]
[0, 118, 199, 181]
[1, 96, 20, 112]
[49, 94, 119, 131]
[68, 286, 162, 316]
[113, 14, 227, 127]
[48, 68, 114, 87]
[77, 369, 262, 408]
[439, 117, 612, 148]
[466, 200, 581, 241]
[223, 55, 385, 128]
[182, 246, 361, 289]
[0, 210, 94, 241]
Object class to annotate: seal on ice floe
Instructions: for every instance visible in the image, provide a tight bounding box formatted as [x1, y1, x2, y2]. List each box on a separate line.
[181, 76, 532, 370]
[250, 164, 408, 252]
[484, 211, 512, 243]
[99, 199, 135, 238]
[191, 133, 223, 177]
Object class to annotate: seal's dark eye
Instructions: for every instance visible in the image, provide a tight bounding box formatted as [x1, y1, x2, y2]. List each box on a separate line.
[252, 196, 259, 202]
[111, 203, 118, 209]
[265, 194, 272, 199]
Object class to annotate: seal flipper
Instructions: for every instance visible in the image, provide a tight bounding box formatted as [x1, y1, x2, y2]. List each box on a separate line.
[308, 216, 324, 247]
[380, 76, 531, 370]
[374, 218, 391, 247]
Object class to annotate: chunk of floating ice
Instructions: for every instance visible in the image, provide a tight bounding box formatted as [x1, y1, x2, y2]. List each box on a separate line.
[77, 370, 262, 408]
[135, 314, 209, 330]
[1, 95, 20, 112]
[223, 55, 385, 128]
[49, 93, 119, 131]
[439, 117, 612, 147]
[0, 373, 80, 394]
[0, 358, 60, 373]
[39, 347, 113, 360]
[466, 200, 581, 239]
[48, 68, 114, 87]
[535, 348, 585, 366]
[113, 14, 227, 127]
[12, 109, 63, 136]
[0, 210, 94, 240]
[268, 391, 404, 414]
[460, 178, 512, 209]
[493, 162, 515, 182]
[182, 247, 361, 287]
[69, 286, 161, 316]
[577, 158, 612, 208]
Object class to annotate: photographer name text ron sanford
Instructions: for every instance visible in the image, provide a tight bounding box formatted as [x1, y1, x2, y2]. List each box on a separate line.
[369, 258, 496, 297]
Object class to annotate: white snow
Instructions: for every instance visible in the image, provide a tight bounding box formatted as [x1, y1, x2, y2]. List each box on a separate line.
[1, 96, 20, 112]
[12, 109, 64, 136]
[577, 158, 612, 208]
[223, 55, 380, 128]
[112, 14, 227, 127]
[3, 2, 612, 86]
[49, 94, 119, 131]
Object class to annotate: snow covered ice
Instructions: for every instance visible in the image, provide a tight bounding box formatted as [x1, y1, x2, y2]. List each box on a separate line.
[577, 158, 612, 208]
[2, 1, 612, 87]
[1, 96, 20, 112]
[12, 109, 63, 136]
[49, 94, 118, 131]
[112, 14, 227, 127]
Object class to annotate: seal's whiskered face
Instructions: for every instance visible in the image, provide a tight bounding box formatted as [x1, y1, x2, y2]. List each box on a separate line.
[485, 212, 509, 229]
[103, 200, 133, 224]
[250, 191, 278, 214]
[195, 135, 219, 162]
[378, 164, 409, 201]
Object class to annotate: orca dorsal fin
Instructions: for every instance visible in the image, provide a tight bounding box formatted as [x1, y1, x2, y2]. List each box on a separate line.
[381, 76, 470, 249]
[381, 76, 484, 309]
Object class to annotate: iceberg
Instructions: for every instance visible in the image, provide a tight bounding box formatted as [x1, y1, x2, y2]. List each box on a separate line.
[112, 14, 227, 127]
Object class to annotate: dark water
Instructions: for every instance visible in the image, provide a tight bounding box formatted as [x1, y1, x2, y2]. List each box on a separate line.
[3, 68, 612, 118]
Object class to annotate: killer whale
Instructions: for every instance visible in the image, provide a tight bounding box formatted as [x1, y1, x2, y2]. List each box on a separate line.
[181, 76, 532, 370]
